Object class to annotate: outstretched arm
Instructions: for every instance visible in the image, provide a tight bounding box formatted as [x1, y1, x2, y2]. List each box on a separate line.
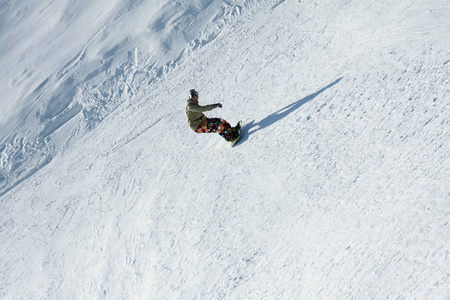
[187, 103, 218, 112]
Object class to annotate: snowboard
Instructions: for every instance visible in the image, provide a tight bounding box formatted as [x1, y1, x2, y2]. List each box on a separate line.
[231, 121, 242, 147]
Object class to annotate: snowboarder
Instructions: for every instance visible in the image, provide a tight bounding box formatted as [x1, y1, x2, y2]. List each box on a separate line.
[185, 89, 240, 143]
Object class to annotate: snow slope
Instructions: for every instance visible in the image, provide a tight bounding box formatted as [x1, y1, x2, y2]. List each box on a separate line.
[1, 0, 449, 298]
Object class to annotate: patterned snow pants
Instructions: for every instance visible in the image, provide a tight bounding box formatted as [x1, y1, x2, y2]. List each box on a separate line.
[195, 118, 233, 141]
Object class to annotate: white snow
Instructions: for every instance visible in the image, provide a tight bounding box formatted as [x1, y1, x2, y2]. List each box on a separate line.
[1, 0, 449, 298]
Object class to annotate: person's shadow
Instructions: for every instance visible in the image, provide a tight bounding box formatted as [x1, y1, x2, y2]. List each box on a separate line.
[238, 77, 343, 144]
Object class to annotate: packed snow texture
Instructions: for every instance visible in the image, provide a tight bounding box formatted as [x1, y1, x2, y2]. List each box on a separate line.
[1, 0, 449, 298]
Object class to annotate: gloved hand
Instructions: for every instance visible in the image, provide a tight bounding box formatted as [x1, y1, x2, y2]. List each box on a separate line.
[214, 103, 223, 108]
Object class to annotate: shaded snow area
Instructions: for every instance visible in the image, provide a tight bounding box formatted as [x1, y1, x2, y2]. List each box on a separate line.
[1, 0, 449, 298]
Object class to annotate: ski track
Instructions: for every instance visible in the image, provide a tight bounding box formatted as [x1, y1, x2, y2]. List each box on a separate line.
[1, 0, 450, 298]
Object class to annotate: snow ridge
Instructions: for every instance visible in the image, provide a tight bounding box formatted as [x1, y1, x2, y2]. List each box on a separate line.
[0, 0, 249, 197]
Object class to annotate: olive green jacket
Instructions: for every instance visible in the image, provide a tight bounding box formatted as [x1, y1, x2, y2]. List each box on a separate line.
[185, 98, 216, 131]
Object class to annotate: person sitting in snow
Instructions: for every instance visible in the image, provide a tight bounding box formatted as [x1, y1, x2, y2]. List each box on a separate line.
[185, 89, 240, 143]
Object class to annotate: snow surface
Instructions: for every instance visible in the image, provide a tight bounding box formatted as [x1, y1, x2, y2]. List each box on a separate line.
[1, 0, 449, 298]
